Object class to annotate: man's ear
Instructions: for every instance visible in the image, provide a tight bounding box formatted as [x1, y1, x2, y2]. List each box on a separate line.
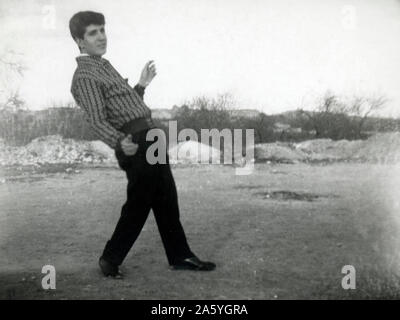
[74, 37, 84, 51]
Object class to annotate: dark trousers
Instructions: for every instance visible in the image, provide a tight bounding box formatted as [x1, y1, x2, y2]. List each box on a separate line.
[102, 128, 194, 266]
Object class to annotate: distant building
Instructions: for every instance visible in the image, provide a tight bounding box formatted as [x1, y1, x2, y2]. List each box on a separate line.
[151, 107, 261, 120]
[273, 122, 291, 132]
[273, 122, 302, 134]
[290, 127, 302, 133]
[152, 109, 173, 120]
[229, 109, 260, 118]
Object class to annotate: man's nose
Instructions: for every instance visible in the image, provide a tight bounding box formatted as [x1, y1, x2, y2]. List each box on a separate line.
[98, 33, 106, 41]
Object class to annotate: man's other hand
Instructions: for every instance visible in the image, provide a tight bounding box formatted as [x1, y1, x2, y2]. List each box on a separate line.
[121, 134, 138, 156]
[138, 60, 157, 87]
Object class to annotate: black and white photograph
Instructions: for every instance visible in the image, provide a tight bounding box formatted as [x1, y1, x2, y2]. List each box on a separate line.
[1, 0, 400, 303]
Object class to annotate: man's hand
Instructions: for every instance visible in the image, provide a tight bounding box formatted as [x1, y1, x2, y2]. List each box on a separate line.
[138, 60, 157, 87]
[120, 134, 138, 156]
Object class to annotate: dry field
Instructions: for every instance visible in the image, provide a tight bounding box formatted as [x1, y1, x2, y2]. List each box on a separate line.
[1, 162, 400, 299]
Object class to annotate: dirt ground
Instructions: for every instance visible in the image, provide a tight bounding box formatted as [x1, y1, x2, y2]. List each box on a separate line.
[1, 162, 400, 299]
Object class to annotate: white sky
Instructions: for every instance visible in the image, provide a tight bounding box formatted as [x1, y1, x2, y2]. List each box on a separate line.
[0, 0, 399, 116]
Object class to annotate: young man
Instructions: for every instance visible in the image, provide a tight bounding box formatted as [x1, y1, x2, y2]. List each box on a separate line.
[69, 11, 215, 278]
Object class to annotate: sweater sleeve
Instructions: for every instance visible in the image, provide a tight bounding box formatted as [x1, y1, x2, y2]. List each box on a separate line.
[133, 83, 146, 100]
[72, 77, 125, 150]
[124, 78, 145, 100]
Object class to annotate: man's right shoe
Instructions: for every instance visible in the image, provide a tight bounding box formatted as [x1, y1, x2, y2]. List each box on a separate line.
[99, 257, 123, 279]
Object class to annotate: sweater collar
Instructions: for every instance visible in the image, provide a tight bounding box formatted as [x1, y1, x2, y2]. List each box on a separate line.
[75, 54, 110, 67]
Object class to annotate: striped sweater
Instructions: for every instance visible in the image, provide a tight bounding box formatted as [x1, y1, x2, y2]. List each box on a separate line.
[70, 55, 153, 149]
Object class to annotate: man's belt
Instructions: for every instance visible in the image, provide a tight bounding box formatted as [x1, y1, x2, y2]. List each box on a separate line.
[120, 117, 156, 135]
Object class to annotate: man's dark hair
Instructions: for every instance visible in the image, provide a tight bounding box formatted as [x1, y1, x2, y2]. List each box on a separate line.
[69, 11, 105, 41]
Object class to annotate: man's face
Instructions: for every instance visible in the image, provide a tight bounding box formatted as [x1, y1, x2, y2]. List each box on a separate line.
[76, 24, 107, 56]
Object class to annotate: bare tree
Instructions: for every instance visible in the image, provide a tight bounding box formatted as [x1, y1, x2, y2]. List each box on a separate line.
[251, 112, 274, 142]
[186, 92, 235, 111]
[2, 89, 25, 110]
[299, 91, 344, 138]
[0, 50, 27, 110]
[181, 92, 234, 130]
[300, 91, 388, 140]
[345, 95, 387, 138]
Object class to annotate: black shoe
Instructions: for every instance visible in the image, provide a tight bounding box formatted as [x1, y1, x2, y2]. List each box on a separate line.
[170, 256, 216, 271]
[99, 257, 124, 279]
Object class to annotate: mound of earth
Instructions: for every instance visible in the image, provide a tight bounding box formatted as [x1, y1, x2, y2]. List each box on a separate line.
[294, 132, 400, 163]
[0, 135, 117, 166]
[168, 141, 221, 164]
[353, 132, 400, 163]
[295, 139, 362, 161]
[1, 132, 400, 166]
[253, 143, 307, 163]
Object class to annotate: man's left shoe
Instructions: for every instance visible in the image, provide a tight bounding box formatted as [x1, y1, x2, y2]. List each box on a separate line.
[99, 256, 124, 279]
[170, 256, 216, 271]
